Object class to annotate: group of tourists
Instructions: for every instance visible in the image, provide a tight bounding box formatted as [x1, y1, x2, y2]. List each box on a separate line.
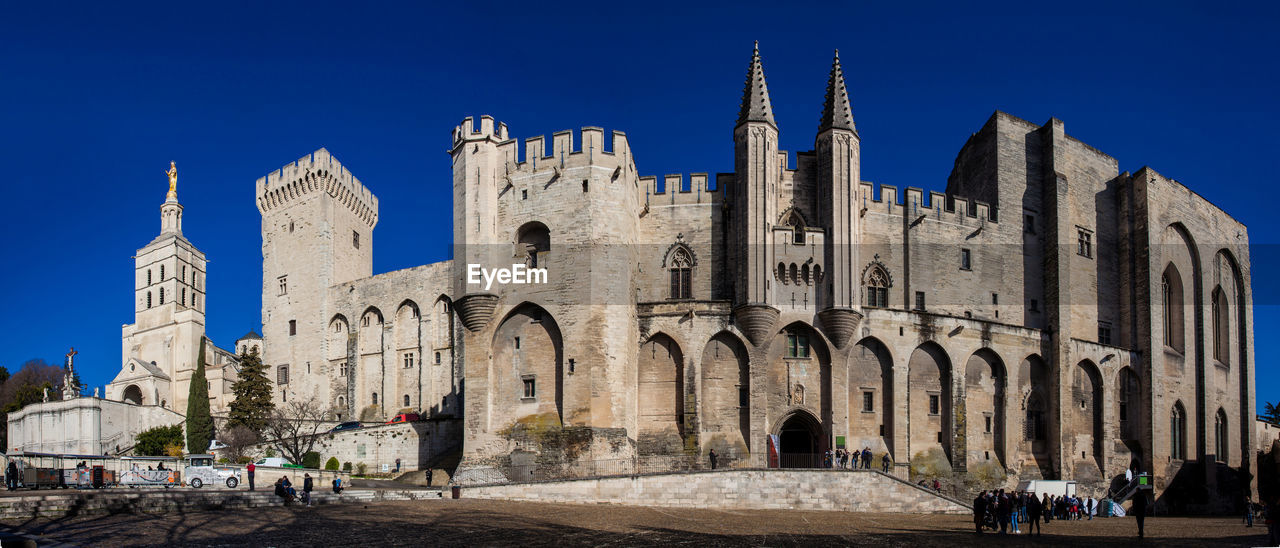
[274, 474, 314, 506]
[973, 490, 1102, 536]
[825, 448, 891, 472]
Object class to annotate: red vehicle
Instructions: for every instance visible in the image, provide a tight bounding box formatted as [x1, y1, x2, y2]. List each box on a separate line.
[386, 413, 420, 425]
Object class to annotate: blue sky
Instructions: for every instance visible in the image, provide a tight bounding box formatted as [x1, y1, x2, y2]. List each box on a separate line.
[1, 1, 1277, 403]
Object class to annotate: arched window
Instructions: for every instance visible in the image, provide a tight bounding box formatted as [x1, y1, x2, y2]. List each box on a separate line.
[403, 394, 410, 407]
[865, 265, 890, 308]
[789, 263, 798, 285]
[1025, 392, 1045, 441]
[777, 263, 787, 284]
[160, 265, 165, 280]
[159, 287, 165, 305]
[1215, 408, 1228, 461]
[1162, 264, 1185, 353]
[785, 211, 805, 245]
[801, 264, 810, 285]
[181, 288, 186, 306]
[517, 222, 551, 268]
[372, 392, 378, 405]
[1171, 402, 1186, 460]
[337, 396, 345, 408]
[668, 247, 692, 300]
[1213, 287, 1229, 364]
[146, 291, 152, 308]
[813, 265, 822, 284]
[147, 270, 152, 285]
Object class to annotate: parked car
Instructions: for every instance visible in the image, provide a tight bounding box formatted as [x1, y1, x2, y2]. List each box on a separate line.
[386, 413, 420, 425]
[329, 421, 362, 433]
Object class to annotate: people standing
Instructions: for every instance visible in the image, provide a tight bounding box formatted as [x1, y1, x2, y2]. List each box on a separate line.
[1027, 492, 1043, 536]
[247, 461, 256, 491]
[1245, 494, 1254, 527]
[974, 491, 987, 534]
[1042, 493, 1053, 523]
[1010, 492, 1021, 534]
[861, 447, 871, 469]
[709, 449, 718, 470]
[426, 468, 434, 486]
[1132, 489, 1149, 539]
[881, 452, 891, 473]
[303, 473, 314, 507]
[5, 460, 17, 490]
[1087, 496, 1095, 520]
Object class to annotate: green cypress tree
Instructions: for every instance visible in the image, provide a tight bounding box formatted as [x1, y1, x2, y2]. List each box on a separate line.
[227, 346, 274, 434]
[185, 337, 214, 453]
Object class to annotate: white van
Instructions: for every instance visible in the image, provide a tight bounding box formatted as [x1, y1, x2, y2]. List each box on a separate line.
[255, 457, 289, 468]
[1016, 479, 1078, 498]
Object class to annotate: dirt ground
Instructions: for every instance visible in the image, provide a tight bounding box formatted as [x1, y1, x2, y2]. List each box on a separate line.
[4, 499, 1270, 547]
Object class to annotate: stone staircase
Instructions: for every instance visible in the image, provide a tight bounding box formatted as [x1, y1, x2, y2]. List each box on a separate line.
[0, 488, 441, 520]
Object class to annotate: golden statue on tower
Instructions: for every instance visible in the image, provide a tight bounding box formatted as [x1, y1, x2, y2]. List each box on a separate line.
[165, 161, 178, 194]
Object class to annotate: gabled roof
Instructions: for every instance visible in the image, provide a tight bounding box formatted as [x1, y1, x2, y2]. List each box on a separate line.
[237, 329, 262, 341]
[124, 357, 170, 381]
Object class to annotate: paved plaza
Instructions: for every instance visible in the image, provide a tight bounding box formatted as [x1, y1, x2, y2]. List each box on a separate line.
[2, 499, 1268, 547]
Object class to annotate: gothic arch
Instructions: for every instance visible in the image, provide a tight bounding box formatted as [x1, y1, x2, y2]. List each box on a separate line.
[862, 259, 891, 308]
[491, 302, 564, 426]
[1216, 248, 1249, 464]
[850, 336, 894, 457]
[769, 322, 833, 445]
[964, 348, 1006, 467]
[515, 221, 551, 268]
[639, 332, 685, 455]
[700, 331, 750, 458]
[1071, 359, 1104, 471]
[1116, 366, 1141, 441]
[908, 341, 952, 463]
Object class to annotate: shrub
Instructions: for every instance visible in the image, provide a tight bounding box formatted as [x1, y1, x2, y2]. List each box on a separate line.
[264, 447, 277, 458]
[302, 451, 321, 469]
[342, 461, 352, 472]
[325, 457, 340, 471]
[164, 443, 186, 457]
[356, 462, 367, 475]
[134, 425, 184, 456]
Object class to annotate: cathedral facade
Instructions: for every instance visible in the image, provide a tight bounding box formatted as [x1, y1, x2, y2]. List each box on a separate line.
[245, 45, 1254, 505]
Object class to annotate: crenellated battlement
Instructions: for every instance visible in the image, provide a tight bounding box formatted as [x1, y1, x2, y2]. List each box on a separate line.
[452, 117, 636, 178]
[858, 182, 998, 224]
[642, 173, 722, 206]
[256, 148, 379, 228]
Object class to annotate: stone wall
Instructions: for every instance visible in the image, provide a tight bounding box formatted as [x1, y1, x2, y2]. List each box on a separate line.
[8, 397, 184, 455]
[461, 469, 968, 514]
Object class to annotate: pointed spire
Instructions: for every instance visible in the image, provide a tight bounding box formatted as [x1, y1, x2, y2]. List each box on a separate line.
[818, 49, 855, 133]
[737, 41, 776, 128]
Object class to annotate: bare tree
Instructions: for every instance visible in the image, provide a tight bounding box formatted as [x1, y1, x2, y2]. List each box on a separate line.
[221, 425, 259, 462]
[263, 397, 328, 465]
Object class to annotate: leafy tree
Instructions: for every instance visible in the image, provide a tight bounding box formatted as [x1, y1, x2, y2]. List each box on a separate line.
[1264, 401, 1280, 423]
[135, 425, 185, 456]
[303, 451, 321, 469]
[227, 347, 274, 434]
[325, 457, 340, 471]
[342, 461, 352, 472]
[185, 337, 214, 454]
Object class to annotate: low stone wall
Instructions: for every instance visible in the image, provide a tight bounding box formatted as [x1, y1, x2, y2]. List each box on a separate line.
[460, 469, 970, 514]
[246, 466, 349, 491]
[0, 489, 438, 520]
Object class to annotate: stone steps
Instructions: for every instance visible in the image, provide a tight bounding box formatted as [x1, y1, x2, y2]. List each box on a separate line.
[0, 488, 440, 520]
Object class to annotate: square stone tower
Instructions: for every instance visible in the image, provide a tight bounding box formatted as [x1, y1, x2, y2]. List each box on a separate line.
[256, 149, 378, 410]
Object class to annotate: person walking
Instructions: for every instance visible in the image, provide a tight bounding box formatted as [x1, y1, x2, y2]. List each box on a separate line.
[1132, 489, 1149, 539]
[426, 468, 434, 486]
[302, 473, 314, 507]
[709, 449, 718, 470]
[247, 461, 256, 491]
[932, 478, 941, 494]
[1087, 496, 1095, 520]
[1027, 491, 1043, 536]
[1042, 493, 1053, 523]
[973, 491, 987, 534]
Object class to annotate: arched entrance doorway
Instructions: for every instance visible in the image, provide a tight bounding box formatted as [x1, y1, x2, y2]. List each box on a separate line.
[777, 411, 824, 468]
[122, 385, 143, 406]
